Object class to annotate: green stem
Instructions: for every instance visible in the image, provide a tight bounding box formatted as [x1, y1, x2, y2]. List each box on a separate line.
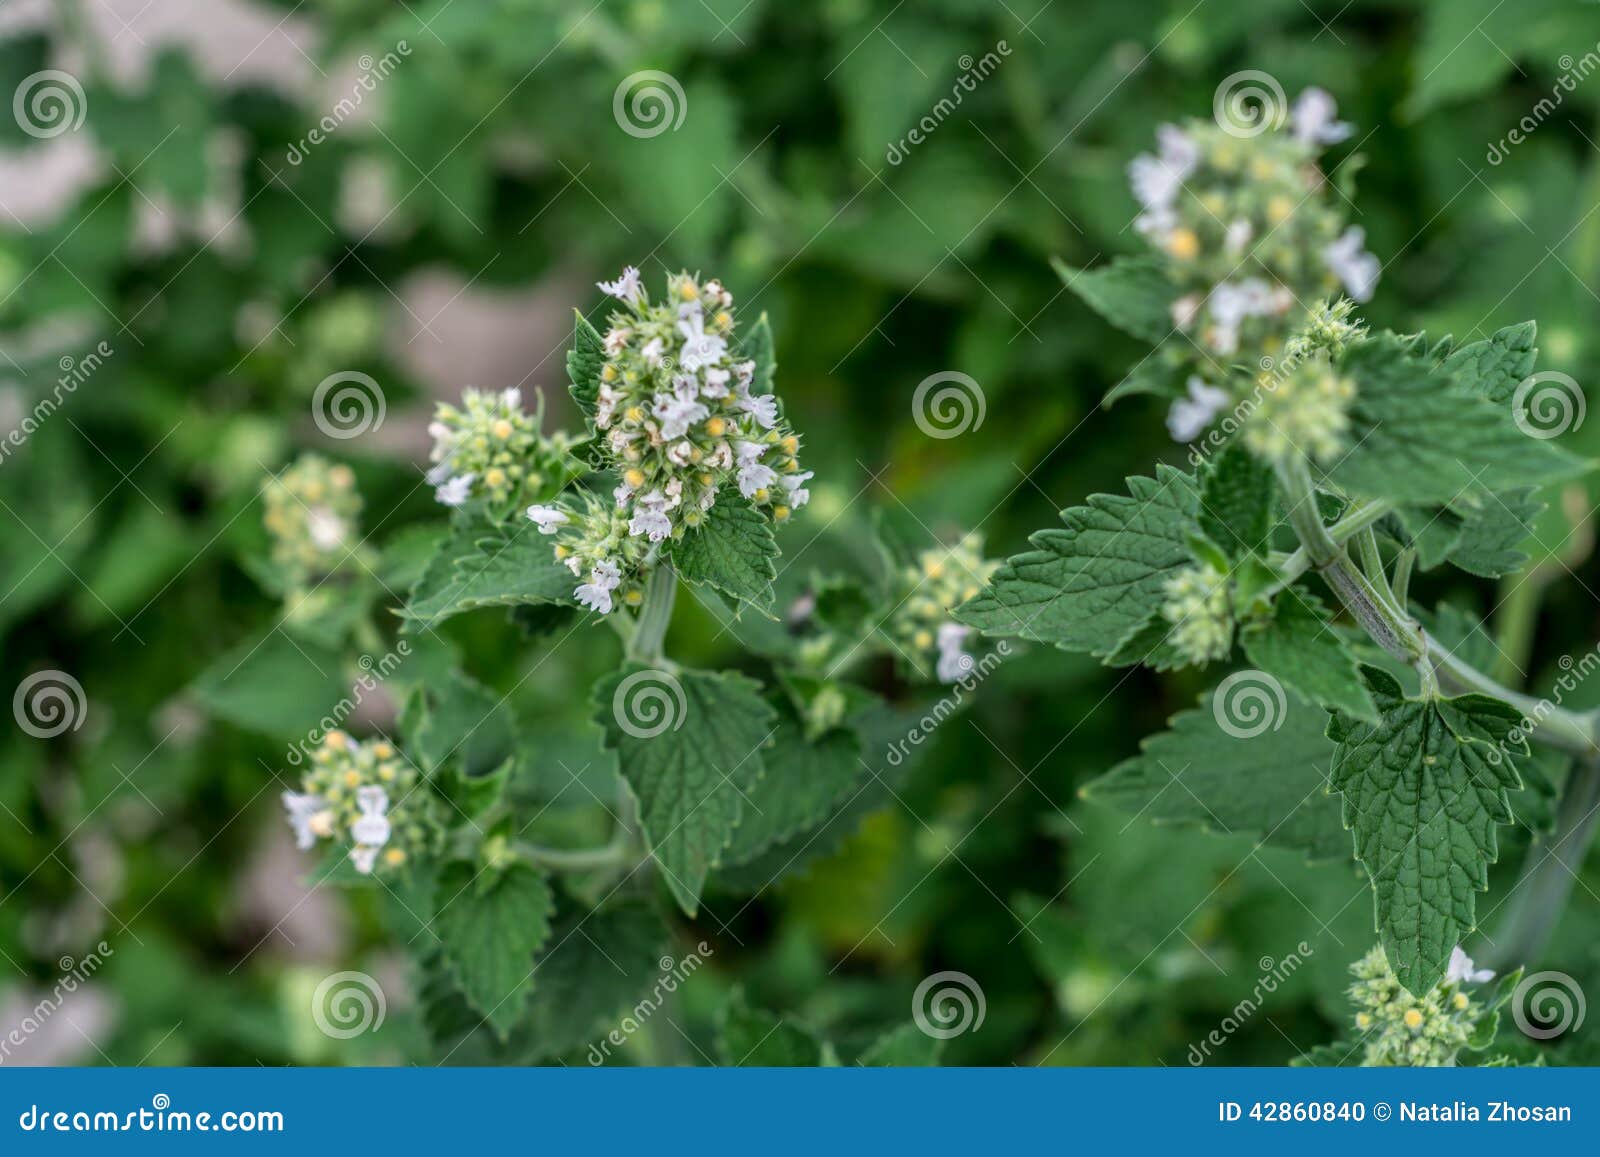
[517, 840, 631, 871]
[1270, 498, 1392, 594]
[1480, 756, 1600, 970]
[1391, 548, 1415, 610]
[1424, 632, 1598, 757]
[626, 563, 677, 664]
[1492, 571, 1545, 686]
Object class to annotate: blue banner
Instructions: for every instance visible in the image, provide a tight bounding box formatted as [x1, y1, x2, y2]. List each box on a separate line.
[1, 1068, 1594, 1152]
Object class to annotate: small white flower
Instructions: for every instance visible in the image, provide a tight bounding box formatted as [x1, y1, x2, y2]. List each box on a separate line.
[667, 440, 694, 467]
[613, 482, 634, 508]
[641, 337, 665, 367]
[734, 440, 767, 464]
[575, 580, 615, 614]
[1224, 218, 1253, 256]
[707, 442, 733, 469]
[1128, 123, 1198, 213]
[282, 791, 327, 851]
[425, 459, 455, 486]
[434, 473, 476, 507]
[500, 387, 522, 411]
[350, 845, 380, 875]
[350, 784, 391, 847]
[732, 359, 756, 387]
[779, 470, 814, 508]
[935, 622, 975, 683]
[651, 393, 709, 440]
[701, 367, 731, 398]
[306, 507, 346, 550]
[604, 327, 631, 356]
[1206, 278, 1279, 355]
[598, 265, 643, 303]
[1291, 87, 1353, 148]
[628, 491, 673, 542]
[1167, 376, 1231, 443]
[677, 310, 728, 373]
[526, 504, 569, 534]
[740, 393, 779, 429]
[1171, 292, 1203, 330]
[738, 461, 778, 498]
[1323, 226, 1380, 303]
[1446, 946, 1494, 986]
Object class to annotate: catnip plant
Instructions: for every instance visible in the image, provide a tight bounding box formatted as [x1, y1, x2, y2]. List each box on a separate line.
[959, 91, 1597, 1065]
[256, 269, 998, 1061]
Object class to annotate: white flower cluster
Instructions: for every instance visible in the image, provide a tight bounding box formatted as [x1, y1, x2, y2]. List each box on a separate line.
[1159, 561, 1233, 665]
[1347, 945, 1493, 1067]
[262, 454, 360, 586]
[526, 268, 811, 614]
[885, 534, 1001, 683]
[1129, 88, 1379, 386]
[426, 387, 577, 511]
[280, 731, 428, 875]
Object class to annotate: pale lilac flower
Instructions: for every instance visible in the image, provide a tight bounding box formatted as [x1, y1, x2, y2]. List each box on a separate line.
[641, 337, 665, 367]
[350, 785, 391, 847]
[779, 470, 814, 509]
[282, 792, 327, 851]
[677, 309, 728, 373]
[434, 473, 476, 507]
[1323, 226, 1380, 302]
[651, 393, 709, 439]
[738, 460, 778, 498]
[1166, 376, 1231, 443]
[598, 265, 643, 304]
[628, 492, 673, 542]
[936, 622, 975, 682]
[1291, 88, 1353, 148]
[575, 559, 622, 613]
[701, 367, 731, 398]
[739, 393, 779, 429]
[735, 440, 767, 465]
[526, 504, 569, 534]
[1446, 946, 1494, 986]
[350, 845, 380, 874]
[1171, 292, 1203, 330]
[1224, 218, 1253, 256]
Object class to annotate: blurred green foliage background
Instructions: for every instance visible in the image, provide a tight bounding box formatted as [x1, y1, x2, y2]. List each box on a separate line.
[3, 0, 1600, 1066]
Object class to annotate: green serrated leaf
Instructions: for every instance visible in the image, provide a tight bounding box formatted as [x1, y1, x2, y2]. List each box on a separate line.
[434, 860, 555, 1038]
[956, 465, 1198, 658]
[1051, 255, 1175, 344]
[567, 310, 605, 418]
[741, 312, 777, 395]
[1102, 356, 1183, 407]
[671, 490, 779, 613]
[403, 520, 576, 631]
[1331, 334, 1584, 504]
[716, 988, 828, 1066]
[1083, 687, 1347, 860]
[1443, 322, 1537, 406]
[1242, 589, 1377, 722]
[1327, 666, 1527, 994]
[1446, 488, 1543, 578]
[1198, 443, 1276, 561]
[857, 1022, 944, 1066]
[592, 665, 775, 915]
[191, 630, 348, 741]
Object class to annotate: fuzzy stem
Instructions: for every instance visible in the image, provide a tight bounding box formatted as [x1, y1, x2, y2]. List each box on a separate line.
[626, 563, 677, 664]
[1480, 757, 1600, 970]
